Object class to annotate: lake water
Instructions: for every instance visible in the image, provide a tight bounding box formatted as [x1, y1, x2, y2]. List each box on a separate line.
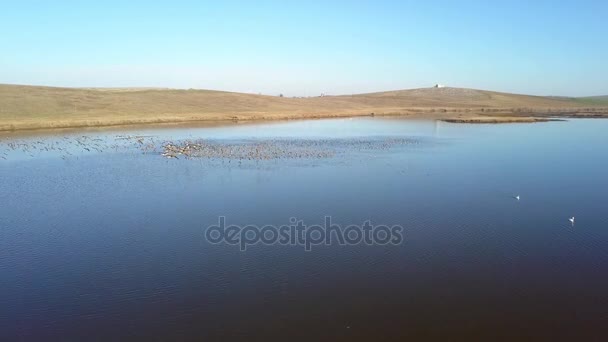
[1, 118, 608, 340]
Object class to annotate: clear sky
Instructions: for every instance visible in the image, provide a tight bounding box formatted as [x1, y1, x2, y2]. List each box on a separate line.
[1, 0, 606, 96]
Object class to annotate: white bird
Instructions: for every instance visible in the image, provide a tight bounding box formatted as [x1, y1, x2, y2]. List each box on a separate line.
[515, 195, 520, 201]
[569, 217, 575, 225]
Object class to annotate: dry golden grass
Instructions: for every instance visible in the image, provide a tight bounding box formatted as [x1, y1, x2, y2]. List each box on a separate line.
[0, 84, 606, 131]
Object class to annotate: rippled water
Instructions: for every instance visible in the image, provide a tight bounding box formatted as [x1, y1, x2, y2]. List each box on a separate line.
[1, 118, 608, 340]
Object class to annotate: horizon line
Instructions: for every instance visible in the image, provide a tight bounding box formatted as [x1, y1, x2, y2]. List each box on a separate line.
[1, 82, 605, 99]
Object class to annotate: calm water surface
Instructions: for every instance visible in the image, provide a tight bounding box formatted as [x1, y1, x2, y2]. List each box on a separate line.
[1, 118, 608, 340]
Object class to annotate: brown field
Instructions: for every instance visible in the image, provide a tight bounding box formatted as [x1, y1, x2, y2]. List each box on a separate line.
[1, 84, 607, 131]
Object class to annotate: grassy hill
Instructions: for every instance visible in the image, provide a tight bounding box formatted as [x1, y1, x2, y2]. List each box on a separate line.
[573, 95, 608, 106]
[0, 84, 606, 131]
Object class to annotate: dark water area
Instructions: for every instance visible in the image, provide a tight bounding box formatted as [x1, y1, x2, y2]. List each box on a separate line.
[1, 118, 608, 341]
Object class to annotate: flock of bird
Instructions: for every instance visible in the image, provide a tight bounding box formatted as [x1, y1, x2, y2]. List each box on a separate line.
[158, 137, 421, 161]
[513, 194, 575, 226]
[161, 140, 336, 160]
[0, 135, 420, 162]
[0, 134, 158, 160]
[0, 134, 577, 226]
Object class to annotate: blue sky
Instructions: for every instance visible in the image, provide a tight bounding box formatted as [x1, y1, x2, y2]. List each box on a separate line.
[1, 0, 606, 96]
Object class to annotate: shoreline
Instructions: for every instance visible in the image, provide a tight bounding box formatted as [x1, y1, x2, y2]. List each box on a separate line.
[439, 116, 562, 124]
[2, 110, 608, 134]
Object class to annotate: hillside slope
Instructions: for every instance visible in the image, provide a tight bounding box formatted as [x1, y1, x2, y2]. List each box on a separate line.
[573, 95, 608, 106]
[0, 84, 606, 131]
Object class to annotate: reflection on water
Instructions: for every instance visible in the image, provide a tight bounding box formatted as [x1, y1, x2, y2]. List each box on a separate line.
[1, 118, 608, 340]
